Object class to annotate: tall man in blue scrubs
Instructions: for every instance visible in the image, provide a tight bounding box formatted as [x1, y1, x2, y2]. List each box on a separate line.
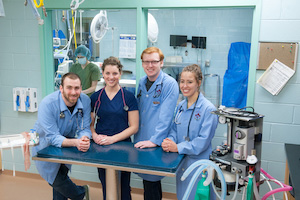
[32, 73, 92, 200]
[134, 47, 179, 200]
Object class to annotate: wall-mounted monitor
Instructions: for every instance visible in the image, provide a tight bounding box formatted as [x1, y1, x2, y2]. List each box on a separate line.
[170, 35, 187, 47]
[192, 36, 206, 49]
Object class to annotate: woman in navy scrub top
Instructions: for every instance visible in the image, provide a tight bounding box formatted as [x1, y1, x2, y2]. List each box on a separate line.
[90, 56, 139, 200]
[162, 64, 218, 200]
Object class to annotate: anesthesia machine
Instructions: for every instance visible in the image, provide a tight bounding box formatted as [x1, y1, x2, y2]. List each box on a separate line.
[183, 106, 292, 200]
[210, 106, 264, 188]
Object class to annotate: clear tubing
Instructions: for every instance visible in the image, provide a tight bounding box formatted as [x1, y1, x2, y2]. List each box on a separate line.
[260, 173, 275, 200]
[252, 174, 261, 200]
[242, 185, 247, 200]
[182, 164, 208, 200]
[66, 10, 71, 31]
[65, 11, 77, 61]
[181, 159, 227, 200]
[231, 173, 240, 200]
[212, 178, 222, 199]
[66, 10, 72, 50]
[28, 0, 40, 18]
[27, 0, 44, 25]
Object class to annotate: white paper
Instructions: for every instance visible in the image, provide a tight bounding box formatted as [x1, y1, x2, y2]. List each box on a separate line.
[119, 34, 136, 59]
[257, 59, 295, 95]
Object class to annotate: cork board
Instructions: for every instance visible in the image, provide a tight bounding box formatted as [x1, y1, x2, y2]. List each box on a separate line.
[257, 42, 298, 70]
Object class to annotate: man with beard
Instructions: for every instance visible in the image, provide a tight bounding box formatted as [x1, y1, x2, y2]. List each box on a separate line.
[32, 72, 92, 200]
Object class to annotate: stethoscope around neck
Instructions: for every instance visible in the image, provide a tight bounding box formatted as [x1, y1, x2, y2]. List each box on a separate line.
[137, 73, 164, 99]
[60, 108, 84, 131]
[93, 86, 128, 128]
[174, 94, 199, 142]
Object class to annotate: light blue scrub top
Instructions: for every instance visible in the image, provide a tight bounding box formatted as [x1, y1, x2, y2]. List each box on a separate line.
[32, 91, 92, 184]
[168, 92, 218, 200]
[134, 70, 179, 181]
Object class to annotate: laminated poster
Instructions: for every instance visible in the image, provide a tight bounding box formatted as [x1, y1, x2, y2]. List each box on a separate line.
[119, 34, 136, 59]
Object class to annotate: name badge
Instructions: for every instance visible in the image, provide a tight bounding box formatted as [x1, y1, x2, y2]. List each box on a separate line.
[153, 101, 160, 105]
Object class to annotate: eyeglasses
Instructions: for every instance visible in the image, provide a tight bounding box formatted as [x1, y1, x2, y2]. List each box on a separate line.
[142, 60, 161, 65]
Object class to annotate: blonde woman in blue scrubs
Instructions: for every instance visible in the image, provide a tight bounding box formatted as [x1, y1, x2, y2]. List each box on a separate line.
[162, 64, 218, 200]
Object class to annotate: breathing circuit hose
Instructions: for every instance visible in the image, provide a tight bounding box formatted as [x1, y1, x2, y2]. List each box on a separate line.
[182, 164, 208, 200]
[181, 159, 227, 200]
[252, 174, 261, 200]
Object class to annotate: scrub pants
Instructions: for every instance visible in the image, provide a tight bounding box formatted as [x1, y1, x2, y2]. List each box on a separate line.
[143, 180, 162, 200]
[98, 168, 132, 200]
[51, 164, 86, 200]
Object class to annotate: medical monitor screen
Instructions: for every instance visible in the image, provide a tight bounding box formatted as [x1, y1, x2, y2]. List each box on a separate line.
[170, 35, 187, 47]
[192, 36, 206, 49]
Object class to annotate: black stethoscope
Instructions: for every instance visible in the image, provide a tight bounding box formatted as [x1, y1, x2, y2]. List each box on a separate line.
[93, 86, 128, 128]
[60, 108, 84, 130]
[174, 95, 199, 142]
[137, 82, 163, 99]
[153, 83, 163, 98]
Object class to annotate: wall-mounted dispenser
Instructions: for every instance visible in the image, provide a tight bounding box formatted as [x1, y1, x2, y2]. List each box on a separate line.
[13, 87, 38, 112]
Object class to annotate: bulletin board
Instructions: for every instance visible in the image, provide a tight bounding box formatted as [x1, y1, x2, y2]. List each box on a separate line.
[257, 42, 298, 70]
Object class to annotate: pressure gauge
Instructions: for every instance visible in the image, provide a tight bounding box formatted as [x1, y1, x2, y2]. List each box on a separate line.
[218, 116, 227, 124]
[247, 155, 258, 165]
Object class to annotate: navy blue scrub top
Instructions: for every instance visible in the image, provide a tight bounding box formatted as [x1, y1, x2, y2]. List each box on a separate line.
[90, 88, 138, 136]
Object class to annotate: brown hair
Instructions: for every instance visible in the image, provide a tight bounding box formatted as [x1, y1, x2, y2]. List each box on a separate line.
[61, 72, 81, 86]
[140, 47, 164, 61]
[180, 64, 203, 82]
[102, 56, 123, 73]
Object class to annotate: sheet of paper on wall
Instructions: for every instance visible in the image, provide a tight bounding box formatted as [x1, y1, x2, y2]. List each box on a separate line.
[257, 59, 295, 95]
[119, 34, 136, 59]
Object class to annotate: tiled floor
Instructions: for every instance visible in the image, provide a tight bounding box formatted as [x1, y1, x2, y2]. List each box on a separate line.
[0, 170, 176, 200]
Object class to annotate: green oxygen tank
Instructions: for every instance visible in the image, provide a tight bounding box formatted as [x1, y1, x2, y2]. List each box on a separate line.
[194, 174, 210, 200]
